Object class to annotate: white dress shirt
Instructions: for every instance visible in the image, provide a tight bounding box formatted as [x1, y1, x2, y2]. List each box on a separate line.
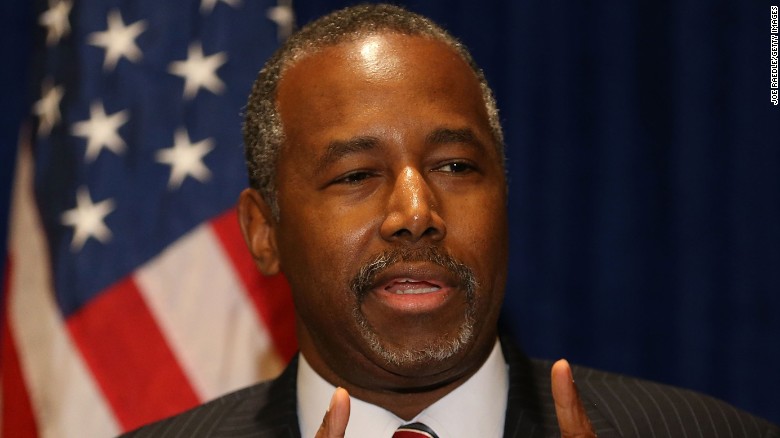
[297, 340, 508, 438]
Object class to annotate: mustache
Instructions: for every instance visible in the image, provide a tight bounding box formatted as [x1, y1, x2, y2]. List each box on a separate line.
[349, 246, 478, 299]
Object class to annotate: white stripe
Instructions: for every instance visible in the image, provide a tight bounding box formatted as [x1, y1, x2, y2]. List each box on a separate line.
[134, 223, 284, 401]
[7, 134, 121, 438]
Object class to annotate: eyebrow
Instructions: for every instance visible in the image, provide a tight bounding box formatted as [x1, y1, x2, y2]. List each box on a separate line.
[316, 136, 380, 174]
[314, 128, 485, 174]
[425, 127, 485, 151]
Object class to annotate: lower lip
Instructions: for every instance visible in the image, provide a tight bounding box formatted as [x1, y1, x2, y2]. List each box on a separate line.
[369, 286, 454, 313]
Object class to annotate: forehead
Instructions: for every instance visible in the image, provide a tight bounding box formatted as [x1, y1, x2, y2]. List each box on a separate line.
[280, 32, 474, 86]
[275, 33, 490, 150]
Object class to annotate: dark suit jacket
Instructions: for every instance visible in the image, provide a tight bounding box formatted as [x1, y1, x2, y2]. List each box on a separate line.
[123, 339, 779, 437]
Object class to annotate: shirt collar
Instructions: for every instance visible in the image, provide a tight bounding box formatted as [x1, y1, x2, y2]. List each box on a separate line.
[297, 339, 508, 438]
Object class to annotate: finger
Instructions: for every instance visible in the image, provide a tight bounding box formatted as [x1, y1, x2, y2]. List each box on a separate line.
[315, 387, 351, 438]
[551, 359, 596, 438]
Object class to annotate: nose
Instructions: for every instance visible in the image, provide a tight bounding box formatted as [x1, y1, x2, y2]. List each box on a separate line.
[380, 167, 446, 243]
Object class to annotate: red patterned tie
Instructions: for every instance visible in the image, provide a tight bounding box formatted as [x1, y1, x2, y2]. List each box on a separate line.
[392, 422, 440, 438]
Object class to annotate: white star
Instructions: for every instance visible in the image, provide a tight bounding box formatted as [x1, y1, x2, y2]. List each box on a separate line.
[39, 0, 73, 46]
[200, 0, 241, 14]
[71, 101, 129, 162]
[61, 186, 116, 252]
[168, 42, 227, 100]
[33, 79, 65, 136]
[267, 0, 295, 41]
[87, 9, 147, 71]
[155, 128, 214, 189]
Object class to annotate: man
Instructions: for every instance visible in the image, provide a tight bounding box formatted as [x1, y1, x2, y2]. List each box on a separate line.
[125, 4, 779, 437]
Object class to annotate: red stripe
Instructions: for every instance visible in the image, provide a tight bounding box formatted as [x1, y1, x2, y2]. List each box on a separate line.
[67, 277, 199, 432]
[393, 431, 435, 438]
[2, 257, 40, 438]
[211, 209, 297, 362]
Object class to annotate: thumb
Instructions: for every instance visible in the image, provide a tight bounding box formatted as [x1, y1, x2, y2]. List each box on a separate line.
[315, 387, 351, 438]
[551, 359, 596, 438]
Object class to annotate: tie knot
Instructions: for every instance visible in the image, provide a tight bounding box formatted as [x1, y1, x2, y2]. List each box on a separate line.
[393, 422, 440, 438]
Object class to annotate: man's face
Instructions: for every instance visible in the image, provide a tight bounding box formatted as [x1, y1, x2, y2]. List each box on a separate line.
[265, 33, 508, 391]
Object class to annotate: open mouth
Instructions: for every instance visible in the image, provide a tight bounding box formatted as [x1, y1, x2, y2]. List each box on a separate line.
[362, 264, 460, 314]
[384, 279, 442, 295]
[350, 247, 477, 315]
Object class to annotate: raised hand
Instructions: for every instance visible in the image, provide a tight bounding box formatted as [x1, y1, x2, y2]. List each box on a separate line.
[551, 359, 597, 438]
[315, 387, 351, 438]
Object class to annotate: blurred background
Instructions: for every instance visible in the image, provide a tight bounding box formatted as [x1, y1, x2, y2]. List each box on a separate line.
[2, 0, 778, 435]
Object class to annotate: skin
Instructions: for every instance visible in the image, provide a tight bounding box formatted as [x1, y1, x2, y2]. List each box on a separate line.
[239, 32, 594, 437]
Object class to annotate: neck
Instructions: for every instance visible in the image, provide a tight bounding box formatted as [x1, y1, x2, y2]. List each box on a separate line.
[346, 371, 475, 420]
[298, 329, 496, 420]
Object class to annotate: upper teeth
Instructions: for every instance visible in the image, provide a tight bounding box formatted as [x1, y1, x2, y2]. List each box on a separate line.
[396, 287, 439, 294]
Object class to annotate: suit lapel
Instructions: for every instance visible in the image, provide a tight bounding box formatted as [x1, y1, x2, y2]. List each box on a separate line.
[501, 337, 622, 438]
[202, 356, 301, 437]
[253, 356, 302, 437]
[501, 337, 558, 437]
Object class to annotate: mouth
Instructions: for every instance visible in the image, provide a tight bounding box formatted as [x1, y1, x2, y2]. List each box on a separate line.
[349, 248, 479, 365]
[364, 264, 460, 313]
[350, 247, 477, 316]
[383, 278, 443, 295]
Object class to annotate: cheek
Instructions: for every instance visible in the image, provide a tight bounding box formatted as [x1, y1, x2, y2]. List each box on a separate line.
[448, 191, 508, 291]
[276, 201, 380, 291]
[277, 203, 385, 344]
[447, 187, 507, 244]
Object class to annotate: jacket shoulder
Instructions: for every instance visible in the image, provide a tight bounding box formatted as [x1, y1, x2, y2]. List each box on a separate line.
[568, 364, 780, 438]
[120, 359, 299, 438]
[120, 382, 274, 437]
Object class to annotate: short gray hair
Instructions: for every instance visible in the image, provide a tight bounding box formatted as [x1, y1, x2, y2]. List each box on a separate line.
[242, 3, 504, 218]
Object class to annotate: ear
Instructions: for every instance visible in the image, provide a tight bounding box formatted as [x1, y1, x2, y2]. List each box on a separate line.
[238, 188, 280, 275]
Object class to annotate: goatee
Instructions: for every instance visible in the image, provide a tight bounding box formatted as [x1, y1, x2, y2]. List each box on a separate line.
[349, 246, 478, 367]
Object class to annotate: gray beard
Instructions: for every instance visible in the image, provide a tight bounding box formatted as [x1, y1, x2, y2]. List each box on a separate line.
[354, 309, 475, 366]
[349, 246, 478, 367]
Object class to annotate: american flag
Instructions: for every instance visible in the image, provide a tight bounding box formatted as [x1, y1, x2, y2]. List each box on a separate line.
[2, 0, 297, 436]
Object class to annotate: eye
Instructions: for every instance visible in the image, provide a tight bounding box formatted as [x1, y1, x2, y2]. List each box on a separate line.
[433, 161, 476, 174]
[332, 170, 374, 185]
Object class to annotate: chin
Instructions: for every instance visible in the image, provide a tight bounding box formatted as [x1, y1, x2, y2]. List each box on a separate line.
[356, 312, 476, 371]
